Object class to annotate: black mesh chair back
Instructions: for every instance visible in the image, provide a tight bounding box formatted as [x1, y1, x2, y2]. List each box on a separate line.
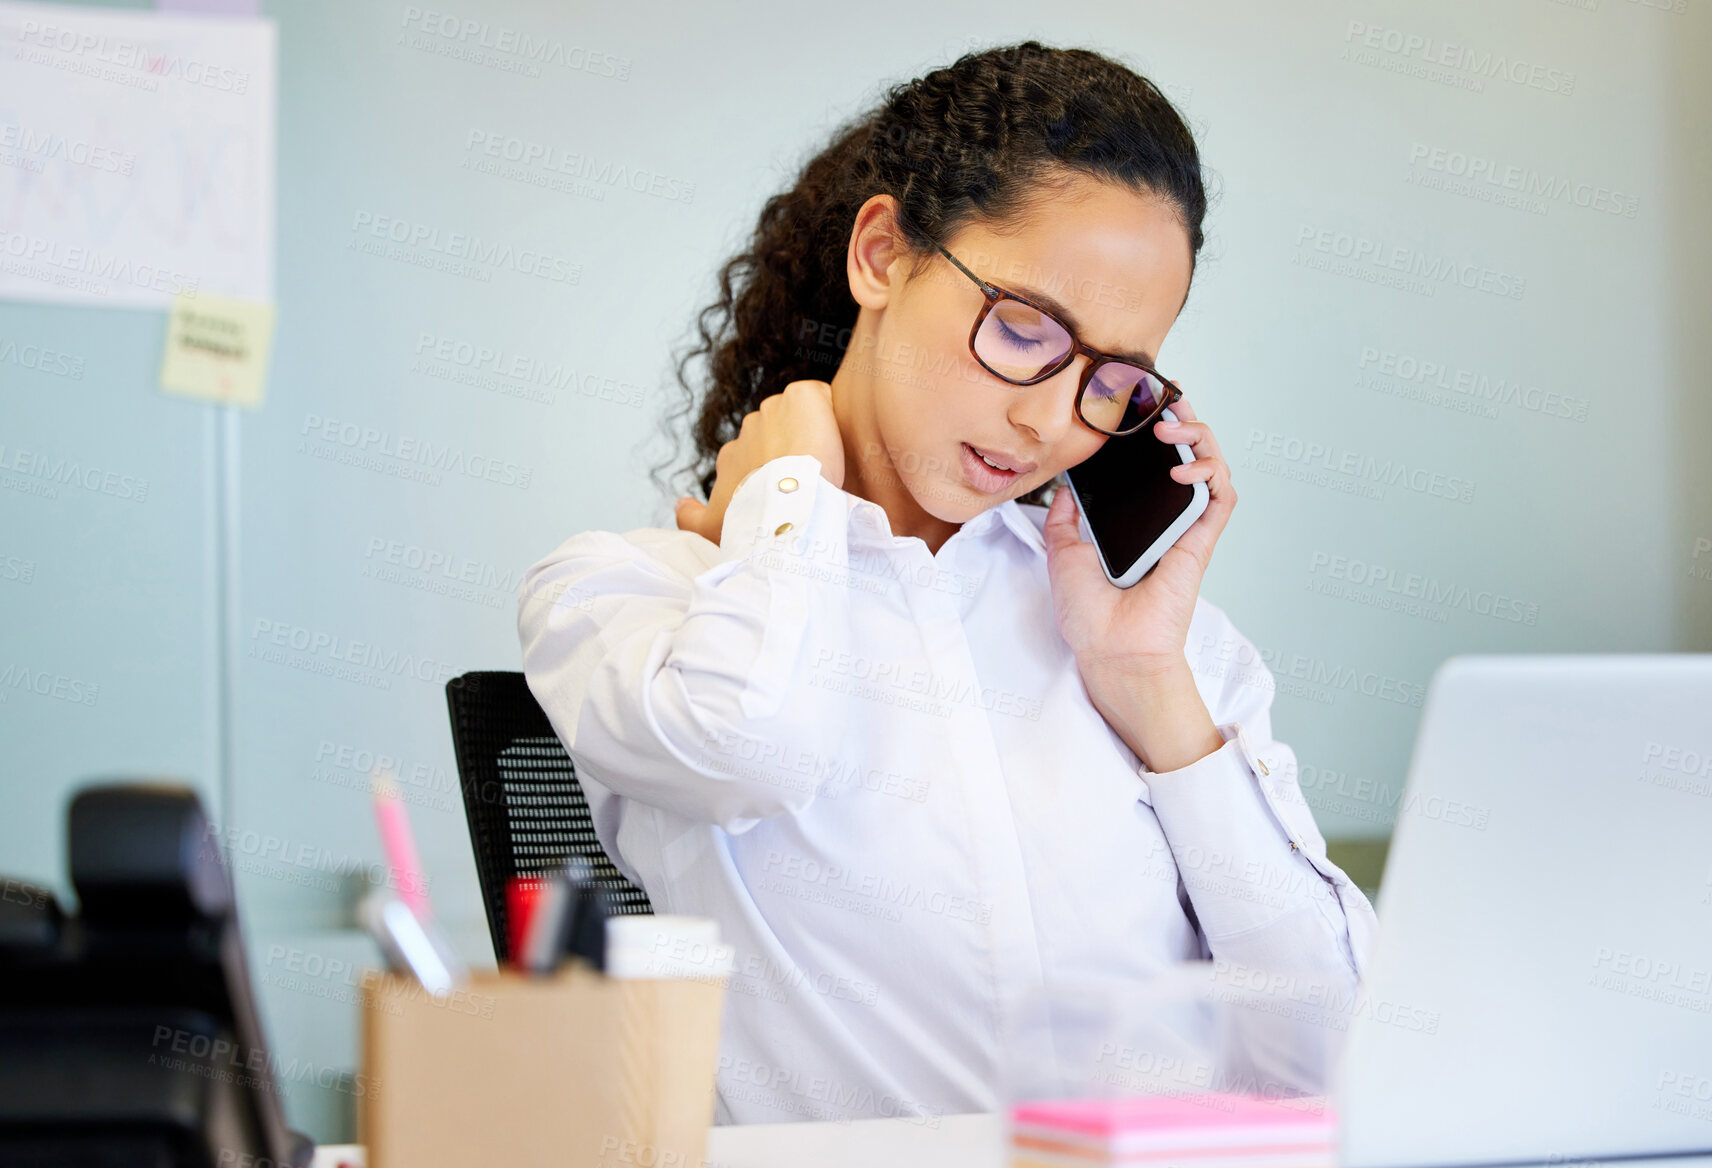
[445, 671, 653, 964]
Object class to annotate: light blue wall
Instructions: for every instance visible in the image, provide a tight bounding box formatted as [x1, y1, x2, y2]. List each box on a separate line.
[2, 302, 224, 860]
[3, 0, 1709, 1143]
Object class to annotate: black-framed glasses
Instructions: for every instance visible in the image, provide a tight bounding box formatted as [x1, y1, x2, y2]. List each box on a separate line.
[935, 243, 1181, 438]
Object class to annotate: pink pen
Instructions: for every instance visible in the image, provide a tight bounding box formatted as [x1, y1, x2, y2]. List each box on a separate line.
[372, 771, 432, 921]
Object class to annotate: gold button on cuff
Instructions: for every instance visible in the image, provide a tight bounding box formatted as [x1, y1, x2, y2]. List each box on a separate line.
[777, 477, 799, 493]
[774, 521, 794, 535]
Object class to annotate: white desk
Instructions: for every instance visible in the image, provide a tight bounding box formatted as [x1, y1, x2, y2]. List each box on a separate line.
[706, 1111, 1003, 1167]
[308, 1128, 1712, 1168]
[309, 1130, 1712, 1168]
[308, 1112, 1005, 1168]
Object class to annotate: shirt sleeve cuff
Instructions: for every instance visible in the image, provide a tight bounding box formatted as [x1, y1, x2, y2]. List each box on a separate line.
[714, 454, 840, 564]
[1137, 722, 1337, 939]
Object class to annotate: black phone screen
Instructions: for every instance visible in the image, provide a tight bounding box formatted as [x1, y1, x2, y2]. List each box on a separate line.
[1063, 426, 1198, 577]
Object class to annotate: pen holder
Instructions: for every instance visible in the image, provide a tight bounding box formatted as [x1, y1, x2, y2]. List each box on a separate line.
[360, 964, 727, 1168]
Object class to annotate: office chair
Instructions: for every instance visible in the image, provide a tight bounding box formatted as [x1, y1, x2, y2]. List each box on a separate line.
[445, 671, 654, 964]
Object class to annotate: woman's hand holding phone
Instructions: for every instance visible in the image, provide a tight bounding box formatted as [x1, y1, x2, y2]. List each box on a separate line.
[1040, 392, 1239, 772]
[674, 379, 846, 546]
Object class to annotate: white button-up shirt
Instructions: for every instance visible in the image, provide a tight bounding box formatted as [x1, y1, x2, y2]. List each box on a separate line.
[517, 453, 1377, 1125]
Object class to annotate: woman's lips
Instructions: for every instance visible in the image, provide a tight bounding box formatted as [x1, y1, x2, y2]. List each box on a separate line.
[961, 442, 1022, 494]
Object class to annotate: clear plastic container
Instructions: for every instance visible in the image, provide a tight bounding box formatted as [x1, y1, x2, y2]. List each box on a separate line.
[997, 960, 1351, 1164]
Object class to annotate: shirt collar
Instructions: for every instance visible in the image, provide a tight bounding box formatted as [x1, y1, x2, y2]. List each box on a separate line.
[990, 498, 1048, 558]
[850, 494, 1048, 558]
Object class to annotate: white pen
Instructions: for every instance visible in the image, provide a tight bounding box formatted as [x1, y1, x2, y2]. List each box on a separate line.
[359, 890, 467, 995]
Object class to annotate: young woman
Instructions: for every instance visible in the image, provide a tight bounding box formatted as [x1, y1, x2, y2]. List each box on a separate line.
[518, 41, 1376, 1125]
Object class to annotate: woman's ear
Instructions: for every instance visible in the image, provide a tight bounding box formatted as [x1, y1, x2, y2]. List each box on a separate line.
[846, 194, 905, 311]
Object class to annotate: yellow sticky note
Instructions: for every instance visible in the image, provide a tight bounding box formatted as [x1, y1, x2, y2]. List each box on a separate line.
[159, 293, 276, 409]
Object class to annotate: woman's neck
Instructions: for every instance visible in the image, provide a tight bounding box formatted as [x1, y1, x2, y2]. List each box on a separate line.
[828, 359, 961, 556]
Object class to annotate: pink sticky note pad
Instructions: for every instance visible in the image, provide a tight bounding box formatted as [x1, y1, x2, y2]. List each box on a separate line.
[1012, 1092, 1335, 1143]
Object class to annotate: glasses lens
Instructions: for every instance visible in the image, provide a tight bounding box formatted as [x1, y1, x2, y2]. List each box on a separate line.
[973, 297, 1074, 381]
[1080, 363, 1168, 434]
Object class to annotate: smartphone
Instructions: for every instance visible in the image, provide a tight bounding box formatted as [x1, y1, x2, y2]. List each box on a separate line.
[1061, 405, 1208, 588]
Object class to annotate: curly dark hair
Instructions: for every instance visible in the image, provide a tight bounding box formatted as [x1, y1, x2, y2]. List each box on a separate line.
[652, 39, 1209, 509]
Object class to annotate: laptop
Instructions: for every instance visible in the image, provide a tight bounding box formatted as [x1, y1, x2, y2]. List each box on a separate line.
[1339, 654, 1712, 1168]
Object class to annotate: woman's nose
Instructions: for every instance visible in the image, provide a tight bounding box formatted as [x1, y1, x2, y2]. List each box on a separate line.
[1005, 358, 1085, 445]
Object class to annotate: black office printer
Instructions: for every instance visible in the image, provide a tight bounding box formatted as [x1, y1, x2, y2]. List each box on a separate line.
[0, 782, 314, 1168]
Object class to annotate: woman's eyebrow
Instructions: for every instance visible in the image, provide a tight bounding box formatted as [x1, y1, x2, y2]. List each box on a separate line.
[1013, 283, 1156, 367]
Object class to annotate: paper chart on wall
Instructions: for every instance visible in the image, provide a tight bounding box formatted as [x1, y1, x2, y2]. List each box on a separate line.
[0, 0, 275, 309]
